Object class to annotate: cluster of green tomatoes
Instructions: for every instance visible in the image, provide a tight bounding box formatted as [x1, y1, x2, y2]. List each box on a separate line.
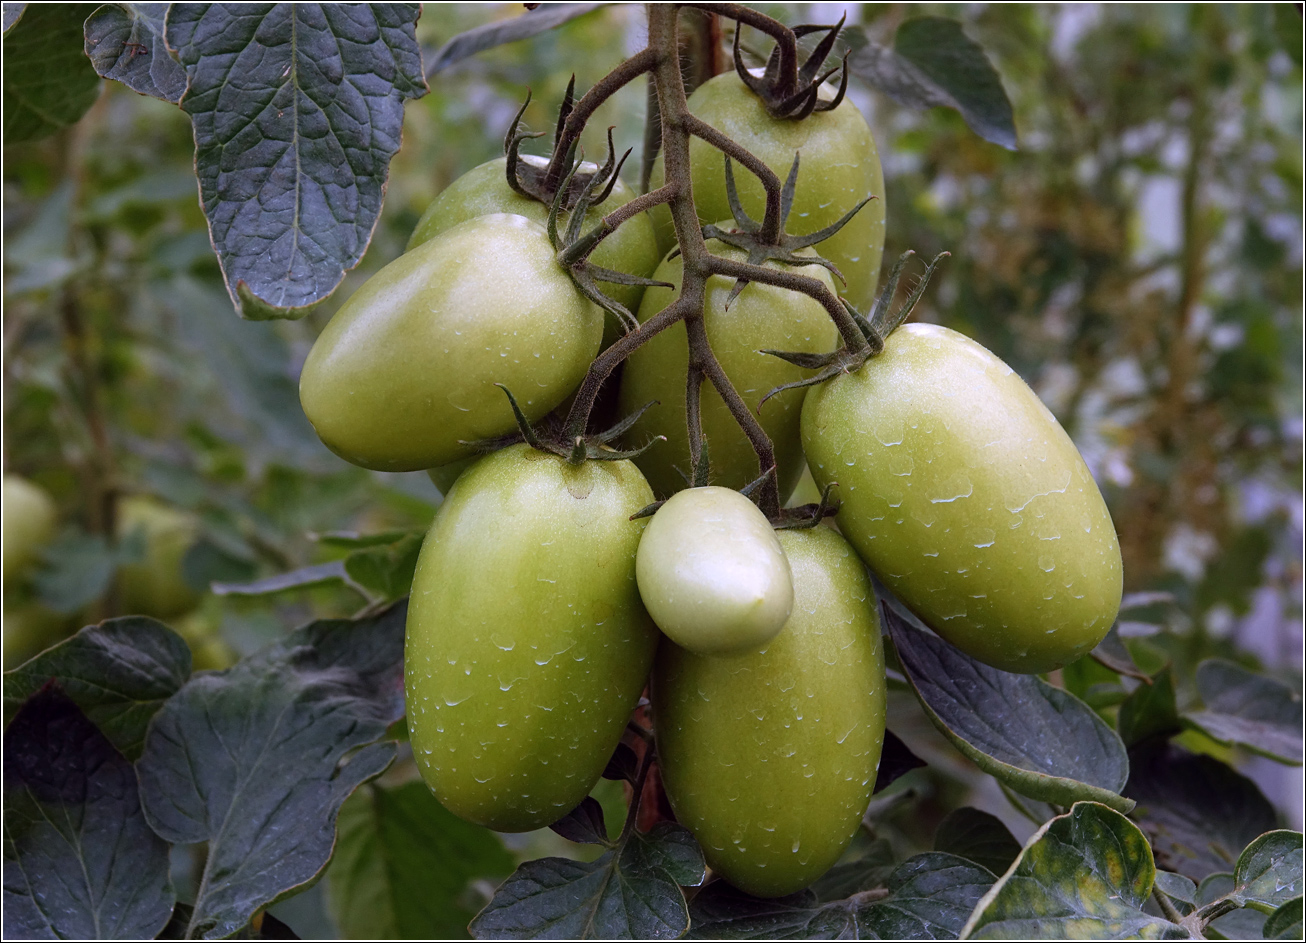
[298, 67, 1123, 899]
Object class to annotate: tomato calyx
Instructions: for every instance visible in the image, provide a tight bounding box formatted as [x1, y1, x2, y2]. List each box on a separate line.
[774, 479, 840, 530]
[461, 385, 666, 467]
[758, 249, 951, 404]
[732, 15, 850, 120]
[699, 152, 874, 308]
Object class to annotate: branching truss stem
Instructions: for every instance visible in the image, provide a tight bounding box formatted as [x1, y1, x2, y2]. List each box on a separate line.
[555, 3, 857, 520]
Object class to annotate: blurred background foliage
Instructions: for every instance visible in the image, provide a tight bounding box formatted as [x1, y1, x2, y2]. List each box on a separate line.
[3, 3, 1301, 937]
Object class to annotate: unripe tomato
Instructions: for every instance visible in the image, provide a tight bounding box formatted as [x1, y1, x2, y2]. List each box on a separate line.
[3, 474, 57, 583]
[2, 602, 77, 670]
[617, 235, 839, 500]
[408, 156, 661, 343]
[426, 456, 476, 497]
[117, 496, 201, 620]
[801, 323, 1123, 674]
[300, 214, 603, 472]
[636, 487, 793, 655]
[406, 444, 659, 832]
[650, 72, 886, 312]
[652, 527, 886, 898]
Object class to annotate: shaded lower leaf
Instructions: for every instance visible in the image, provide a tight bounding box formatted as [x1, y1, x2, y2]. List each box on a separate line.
[1229, 831, 1304, 913]
[1126, 741, 1277, 882]
[33, 530, 121, 613]
[689, 852, 994, 940]
[1205, 906, 1271, 940]
[425, 2, 605, 75]
[961, 801, 1188, 940]
[470, 822, 705, 940]
[887, 605, 1133, 813]
[1264, 896, 1303, 939]
[1118, 667, 1181, 747]
[1153, 870, 1198, 909]
[1182, 660, 1303, 765]
[809, 836, 896, 902]
[550, 797, 613, 846]
[3, 3, 101, 143]
[327, 780, 514, 940]
[1090, 622, 1153, 682]
[3, 687, 173, 940]
[343, 533, 422, 603]
[84, 2, 186, 102]
[3, 616, 191, 760]
[136, 603, 408, 939]
[934, 807, 1022, 877]
[873, 728, 927, 793]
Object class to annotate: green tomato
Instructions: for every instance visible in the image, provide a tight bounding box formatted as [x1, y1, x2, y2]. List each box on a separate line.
[406, 444, 659, 831]
[2, 602, 77, 670]
[617, 235, 839, 500]
[300, 214, 603, 472]
[426, 455, 477, 496]
[3, 474, 57, 583]
[801, 323, 1123, 674]
[650, 71, 886, 312]
[408, 156, 661, 345]
[117, 496, 202, 620]
[636, 487, 793, 655]
[652, 526, 886, 898]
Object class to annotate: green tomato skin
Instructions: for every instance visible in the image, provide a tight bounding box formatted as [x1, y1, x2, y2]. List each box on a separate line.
[3, 475, 57, 583]
[636, 487, 793, 655]
[117, 496, 201, 620]
[408, 156, 661, 345]
[300, 214, 603, 472]
[801, 323, 1123, 674]
[617, 238, 840, 500]
[651, 72, 886, 312]
[426, 455, 477, 496]
[406, 444, 660, 832]
[652, 527, 886, 898]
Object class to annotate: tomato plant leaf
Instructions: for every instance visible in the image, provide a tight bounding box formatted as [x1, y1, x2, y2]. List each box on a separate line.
[1125, 741, 1278, 883]
[3, 616, 191, 761]
[424, 3, 606, 76]
[163, 3, 427, 318]
[960, 801, 1187, 939]
[1264, 896, 1304, 939]
[1090, 622, 1152, 682]
[934, 807, 1022, 877]
[808, 837, 896, 901]
[873, 728, 926, 793]
[326, 780, 514, 940]
[1154, 870, 1198, 909]
[3, 3, 102, 143]
[550, 796, 613, 846]
[844, 17, 1016, 150]
[469, 822, 704, 940]
[84, 2, 186, 103]
[886, 604, 1134, 813]
[343, 533, 423, 603]
[1227, 831, 1304, 913]
[136, 602, 408, 939]
[210, 560, 365, 599]
[32, 530, 124, 613]
[1118, 666, 1182, 747]
[3, 687, 174, 940]
[1180, 660, 1303, 764]
[689, 852, 994, 939]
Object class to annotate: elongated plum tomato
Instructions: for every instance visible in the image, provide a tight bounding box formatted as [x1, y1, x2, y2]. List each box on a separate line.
[406, 444, 659, 832]
[617, 234, 839, 500]
[649, 71, 886, 312]
[299, 214, 602, 472]
[636, 487, 793, 655]
[801, 323, 1123, 674]
[408, 156, 661, 345]
[653, 526, 886, 898]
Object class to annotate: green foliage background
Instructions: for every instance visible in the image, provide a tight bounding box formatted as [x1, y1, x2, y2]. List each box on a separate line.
[3, 3, 1301, 938]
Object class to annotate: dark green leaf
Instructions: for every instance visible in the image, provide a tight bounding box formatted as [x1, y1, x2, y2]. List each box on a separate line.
[1090, 622, 1153, 682]
[470, 822, 704, 940]
[845, 17, 1016, 149]
[1182, 660, 1303, 764]
[808, 837, 896, 902]
[961, 801, 1187, 939]
[3, 688, 173, 940]
[886, 605, 1133, 813]
[689, 852, 994, 940]
[1205, 906, 1270, 940]
[84, 2, 186, 102]
[1228, 832, 1305, 912]
[549, 797, 613, 846]
[873, 728, 927, 793]
[315, 529, 417, 549]
[1126, 741, 1277, 882]
[1118, 666, 1181, 747]
[344, 533, 422, 603]
[164, 3, 427, 317]
[210, 560, 363, 598]
[182, 536, 259, 590]
[934, 807, 1022, 877]
[136, 603, 408, 939]
[327, 780, 514, 940]
[3, 3, 26, 34]
[1264, 897, 1304, 939]
[33, 531, 120, 613]
[1154, 870, 1198, 907]
[3, 617, 191, 760]
[602, 742, 639, 783]
[425, 3, 606, 76]
[3, 3, 101, 143]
